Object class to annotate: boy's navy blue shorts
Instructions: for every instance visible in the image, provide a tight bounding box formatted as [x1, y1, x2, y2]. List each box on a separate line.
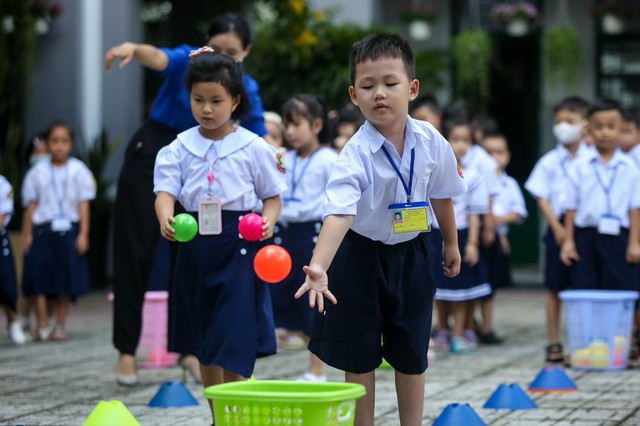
[543, 226, 572, 292]
[571, 227, 640, 291]
[309, 229, 435, 375]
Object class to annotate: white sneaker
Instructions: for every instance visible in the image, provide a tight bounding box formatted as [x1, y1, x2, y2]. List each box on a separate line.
[38, 326, 53, 341]
[9, 321, 27, 344]
[297, 372, 327, 382]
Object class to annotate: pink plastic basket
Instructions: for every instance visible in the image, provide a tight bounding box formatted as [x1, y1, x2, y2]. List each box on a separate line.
[108, 291, 178, 368]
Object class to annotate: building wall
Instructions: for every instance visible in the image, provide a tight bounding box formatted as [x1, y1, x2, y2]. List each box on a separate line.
[25, 0, 142, 160]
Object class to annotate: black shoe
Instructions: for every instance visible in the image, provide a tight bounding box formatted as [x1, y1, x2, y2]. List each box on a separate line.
[478, 331, 503, 344]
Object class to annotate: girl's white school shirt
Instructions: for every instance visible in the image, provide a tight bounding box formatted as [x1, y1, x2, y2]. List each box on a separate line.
[279, 147, 337, 225]
[154, 126, 287, 211]
[431, 166, 489, 230]
[493, 171, 528, 236]
[461, 144, 501, 197]
[564, 148, 640, 229]
[0, 175, 14, 228]
[524, 143, 590, 219]
[323, 117, 467, 245]
[21, 158, 96, 225]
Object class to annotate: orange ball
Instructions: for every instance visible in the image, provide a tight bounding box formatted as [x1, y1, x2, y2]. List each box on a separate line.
[254, 245, 292, 283]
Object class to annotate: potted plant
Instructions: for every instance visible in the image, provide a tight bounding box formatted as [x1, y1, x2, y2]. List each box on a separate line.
[397, 1, 440, 41]
[492, 1, 541, 36]
[452, 29, 493, 111]
[589, 1, 635, 34]
[543, 26, 581, 88]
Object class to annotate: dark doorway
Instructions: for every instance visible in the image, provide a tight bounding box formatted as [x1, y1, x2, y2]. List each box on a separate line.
[488, 33, 540, 265]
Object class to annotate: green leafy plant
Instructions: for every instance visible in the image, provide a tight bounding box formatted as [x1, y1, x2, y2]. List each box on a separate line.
[452, 29, 493, 111]
[396, 1, 440, 23]
[245, 0, 384, 111]
[543, 26, 581, 88]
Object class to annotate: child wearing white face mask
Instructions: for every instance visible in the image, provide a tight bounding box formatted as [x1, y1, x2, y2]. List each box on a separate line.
[525, 96, 590, 364]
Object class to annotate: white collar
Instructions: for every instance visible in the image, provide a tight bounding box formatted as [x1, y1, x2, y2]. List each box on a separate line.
[177, 126, 259, 158]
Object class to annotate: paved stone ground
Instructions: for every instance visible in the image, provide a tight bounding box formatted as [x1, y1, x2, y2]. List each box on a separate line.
[1, 286, 639, 426]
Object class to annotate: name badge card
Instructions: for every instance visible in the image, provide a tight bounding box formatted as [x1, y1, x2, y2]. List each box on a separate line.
[199, 196, 222, 235]
[389, 201, 430, 234]
[598, 214, 621, 236]
[283, 197, 302, 218]
[51, 215, 72, 232]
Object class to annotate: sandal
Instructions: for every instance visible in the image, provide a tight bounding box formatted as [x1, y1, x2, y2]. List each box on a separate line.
[545, 343, 565, 363]
[50, 325, 68, 342]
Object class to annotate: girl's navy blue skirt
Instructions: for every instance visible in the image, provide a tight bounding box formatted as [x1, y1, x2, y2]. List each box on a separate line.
[270, 220, 321, 336]
[425, 229, 492, 301]
[169, 211, 276, 378]
[0, 228, 18, 310]
[22, 223, 90, 299]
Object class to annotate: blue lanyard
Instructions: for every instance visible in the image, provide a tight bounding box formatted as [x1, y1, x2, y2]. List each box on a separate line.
[381, 145, 415, 202]
[288, 149, 320, 201]
[51, 163, 69, 215]
[593, 162, 618, 215]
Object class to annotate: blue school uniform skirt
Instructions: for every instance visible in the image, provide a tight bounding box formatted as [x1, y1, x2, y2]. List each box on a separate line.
[169, 211, 276, 378]
[0, 229, 18, 310]
[425, 229, 492, 302]
[22, 223, 90, 299]
[270, 221, 321, 336]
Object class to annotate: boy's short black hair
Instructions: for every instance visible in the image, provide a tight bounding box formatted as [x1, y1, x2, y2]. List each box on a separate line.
[587, 97, 624, 119]
[441, 117, 474, 142]
[186, 52, 250, 121]
[622, 107, 640, 128]
[349, 33, 415, 85]
[482, 131, 507, 142]
[553, 96, 590, 116]
[409, 94, 440, 114]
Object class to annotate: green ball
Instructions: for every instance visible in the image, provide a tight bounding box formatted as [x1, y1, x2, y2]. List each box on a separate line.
[171, 213, 198, 242]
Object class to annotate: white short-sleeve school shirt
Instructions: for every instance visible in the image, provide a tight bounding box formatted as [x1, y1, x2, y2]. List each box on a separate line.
[524, 143, 590, 218]
[0, 175, 14, 227]
[461, 144, 501, 197]
[323, 117, 467, 245]
[280, 147, 337, 225]
[564, 149, 640, 229]
[431, 166, 489, 230]
[628, 144, 640, 169]
[154, 126, 287, 211]
[493, 171, 528, 236]
[21, 157, 96, 225]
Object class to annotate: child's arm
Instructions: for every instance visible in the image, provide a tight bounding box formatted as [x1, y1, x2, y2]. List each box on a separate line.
[537, 198, 565, 245]
[155, 192, 177, 241]
[464, 213, 480, 267]
[0, 214, 4, 231]
[431, 198, 461, 277]
[627, 208, 640, 264]
[259, 195, 281, 241]
[21, 202, 36, 254]
[560, 210, 579, 265]
[294, 214, 352, 312]
[480, 196, 496, 247]
[493, 212, 526, 226]
[76, 200, 90, 255]
[104, 42, 169, 72]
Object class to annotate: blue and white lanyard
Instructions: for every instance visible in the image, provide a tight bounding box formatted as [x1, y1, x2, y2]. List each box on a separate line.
[51, 163, 69, 215]
[285, 149, 320, 202]
[381, 145, 415, 202]
[593, 162, 618, 216]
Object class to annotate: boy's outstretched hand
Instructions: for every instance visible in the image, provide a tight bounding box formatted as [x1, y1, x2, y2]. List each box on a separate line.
[295, 265, 337, 313]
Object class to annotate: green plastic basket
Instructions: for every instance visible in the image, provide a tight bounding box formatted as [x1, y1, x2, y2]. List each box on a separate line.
[204, 380, 366, 425]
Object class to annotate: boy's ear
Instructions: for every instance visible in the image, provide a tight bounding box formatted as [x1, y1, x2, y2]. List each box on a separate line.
[349, 86, 359, 106]
[409, 79, 419, 102]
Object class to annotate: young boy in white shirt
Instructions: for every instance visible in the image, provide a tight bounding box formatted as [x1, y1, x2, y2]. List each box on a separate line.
[295, 33, 466, 425]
